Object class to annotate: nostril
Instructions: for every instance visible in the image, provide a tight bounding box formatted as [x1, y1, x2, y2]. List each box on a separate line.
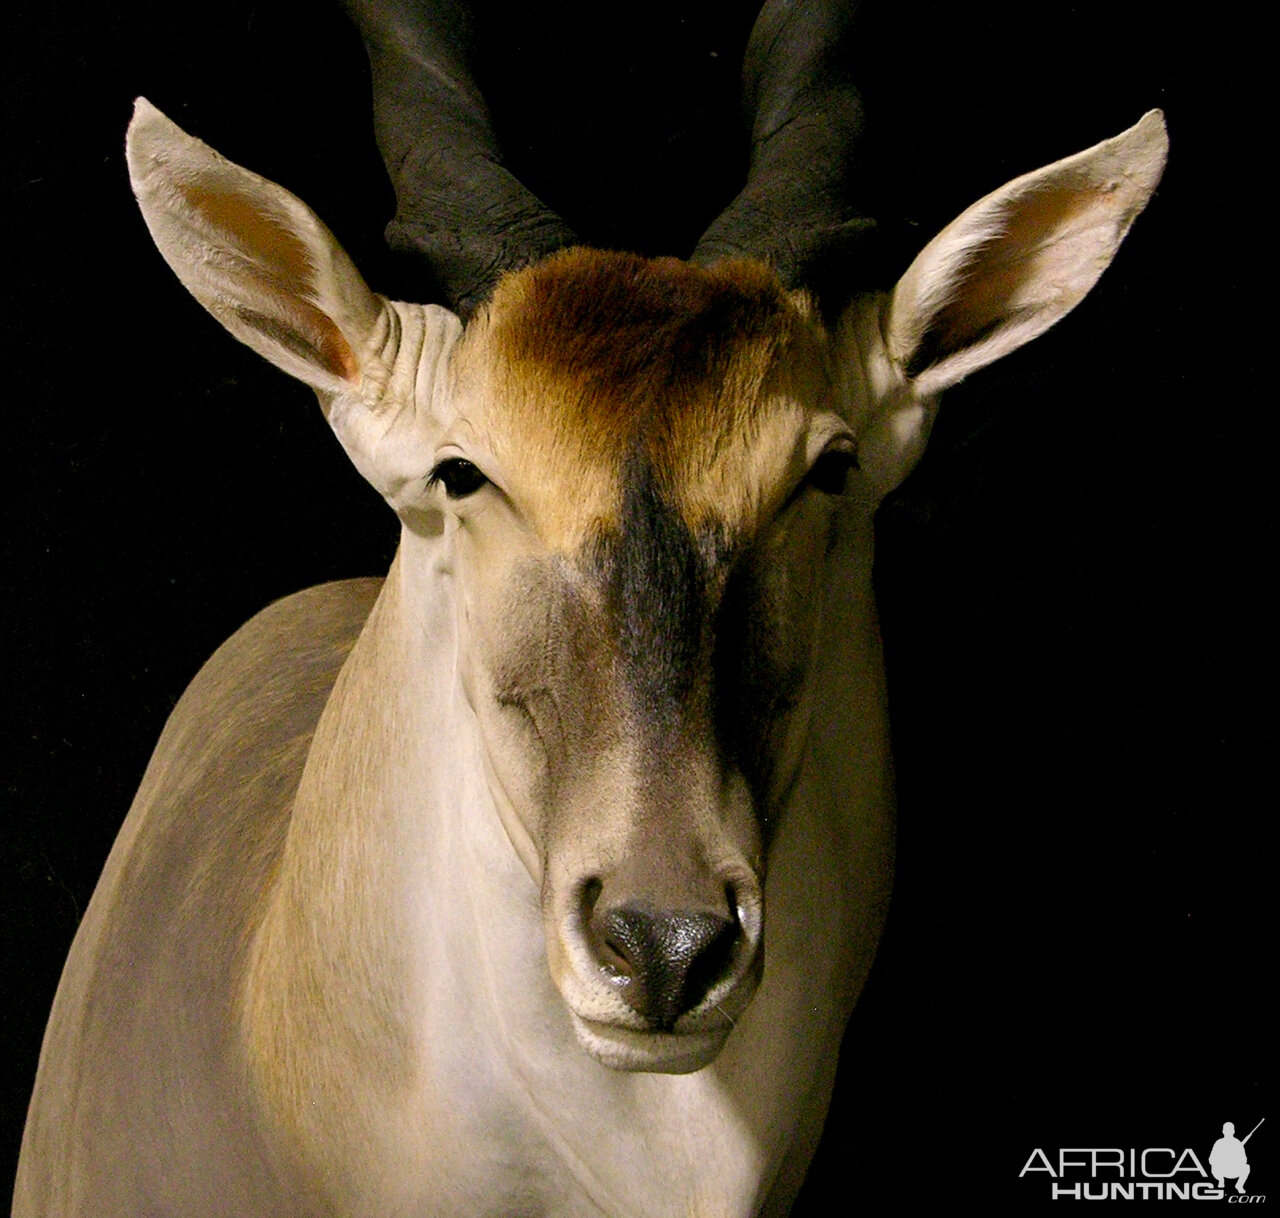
[599, 935, 633, 977]
[580, 877, 603, 917]
[681, 917, 737, 1007]
[580, 879, 634, 974]
[723, 874, 763, 943]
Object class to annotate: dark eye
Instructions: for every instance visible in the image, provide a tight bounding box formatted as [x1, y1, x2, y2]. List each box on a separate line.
[428, 457, 490, 499]
[806, 449, 858, 496]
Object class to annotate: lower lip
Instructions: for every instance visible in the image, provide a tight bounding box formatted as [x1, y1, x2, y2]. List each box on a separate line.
[570, 1013, 733, 1074]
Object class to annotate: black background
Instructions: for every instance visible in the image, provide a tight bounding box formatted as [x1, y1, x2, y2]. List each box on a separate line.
[2, 2, 1271, 1212]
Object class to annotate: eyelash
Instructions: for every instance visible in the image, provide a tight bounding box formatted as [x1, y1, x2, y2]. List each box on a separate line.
[427, 457, 490, 499]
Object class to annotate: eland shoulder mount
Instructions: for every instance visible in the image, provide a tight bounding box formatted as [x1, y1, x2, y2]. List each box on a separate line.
[14, 10, 1166, 1216]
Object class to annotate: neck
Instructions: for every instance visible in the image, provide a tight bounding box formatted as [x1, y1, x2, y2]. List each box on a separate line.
[241, 533, 545, 1196]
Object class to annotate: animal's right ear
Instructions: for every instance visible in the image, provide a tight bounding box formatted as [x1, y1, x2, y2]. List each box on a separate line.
[126, 98, 383, 397]
[126, 99, 466, 505]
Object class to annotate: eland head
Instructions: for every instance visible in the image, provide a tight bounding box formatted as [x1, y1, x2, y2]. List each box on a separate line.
[123, 96, 1166, 1077]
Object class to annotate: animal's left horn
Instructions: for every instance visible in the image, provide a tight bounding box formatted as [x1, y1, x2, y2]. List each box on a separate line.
[691, 0, 879, 300]
[343, 0, 578, 317]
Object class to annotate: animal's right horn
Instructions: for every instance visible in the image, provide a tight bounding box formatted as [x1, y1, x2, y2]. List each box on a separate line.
[342, 0, 578, 318]
[691, 0, 881, 308]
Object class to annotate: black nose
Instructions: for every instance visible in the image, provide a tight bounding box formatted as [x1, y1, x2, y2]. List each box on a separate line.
[588, 900, 739, 1030]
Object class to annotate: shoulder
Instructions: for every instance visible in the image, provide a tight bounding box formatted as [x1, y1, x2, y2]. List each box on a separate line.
[162, 578, 384, 738]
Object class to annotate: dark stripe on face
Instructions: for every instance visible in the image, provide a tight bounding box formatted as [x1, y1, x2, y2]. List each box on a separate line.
[712, 554, 805, 818]
[595, 450, 718, 735]
[590, 448, 800, 824]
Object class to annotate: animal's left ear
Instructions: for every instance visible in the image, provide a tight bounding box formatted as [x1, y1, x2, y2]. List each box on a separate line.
[845, 110, 1167, 497]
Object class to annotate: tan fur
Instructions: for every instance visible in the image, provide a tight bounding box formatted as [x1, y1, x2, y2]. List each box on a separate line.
[14, 580, 381, 1217]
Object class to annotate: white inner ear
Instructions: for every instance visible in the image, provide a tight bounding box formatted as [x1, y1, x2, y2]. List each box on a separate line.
[126, 97, 384, 396]
[887, 110, 1168, 397]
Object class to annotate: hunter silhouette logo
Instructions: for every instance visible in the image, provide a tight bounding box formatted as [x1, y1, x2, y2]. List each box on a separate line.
[1211, 1119, 1264, 1196]
[1019, 1117, 1266, 1202]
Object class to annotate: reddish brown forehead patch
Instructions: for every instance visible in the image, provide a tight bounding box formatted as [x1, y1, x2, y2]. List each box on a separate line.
[455, 248, 826, 549]
[489, 249, 792, 412]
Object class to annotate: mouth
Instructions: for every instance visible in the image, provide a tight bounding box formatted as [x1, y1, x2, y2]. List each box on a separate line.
[569, 1010, 737, 1073]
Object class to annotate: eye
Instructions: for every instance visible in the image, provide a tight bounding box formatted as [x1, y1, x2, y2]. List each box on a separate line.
[428, 457, 490, 499]
[805, 448, 859, 496]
